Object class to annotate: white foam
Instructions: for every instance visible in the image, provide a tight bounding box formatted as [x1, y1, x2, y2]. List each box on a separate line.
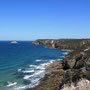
[34, 70, 45, 76]
[35, 63, 47, 70]
[13, 85, 27, 90]
[6, 82, 17, 87]
[63, 52, 68, 55]
[29, 78, 40, 88]
[35, 59, 41, 62]
[35, 59, 47, 62]
[26, 61, 53, 88]
[31, 78, 40, 83]
[23, 62, 50, 81]
[22, 70, 34, 73]
[23, 75, 34, 80]
[57, 59, 62, 61]
[35, 66, 45, 70]
[18, 69, 22, 72]
[14, 59, 55, 89]
[29, 65, 37, 68]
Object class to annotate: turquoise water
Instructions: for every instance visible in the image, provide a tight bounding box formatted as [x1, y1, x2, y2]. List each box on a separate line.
[0, 41, 68, 90]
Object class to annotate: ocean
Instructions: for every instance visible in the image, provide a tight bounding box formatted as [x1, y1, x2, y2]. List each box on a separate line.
[0, 41, 68, 90]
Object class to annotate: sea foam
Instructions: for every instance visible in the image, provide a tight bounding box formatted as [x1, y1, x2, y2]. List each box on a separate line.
[6, 82, 17, 87]
[11, 60, 55, 90]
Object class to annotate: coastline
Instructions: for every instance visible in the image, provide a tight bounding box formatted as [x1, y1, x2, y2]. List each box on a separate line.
[31, 39, 90, 90]
[0, 41, 66, 90]
[31, 60, 65, 90]
[30, 40, 74, 90]
[30, 50, 69, 90]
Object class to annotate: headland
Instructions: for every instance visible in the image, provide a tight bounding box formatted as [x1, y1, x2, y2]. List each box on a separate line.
[30, 39, 90, 90]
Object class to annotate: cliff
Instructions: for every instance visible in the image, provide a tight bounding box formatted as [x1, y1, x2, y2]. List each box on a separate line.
[31, 39, 90, 90]
[32, 39, 90, 50]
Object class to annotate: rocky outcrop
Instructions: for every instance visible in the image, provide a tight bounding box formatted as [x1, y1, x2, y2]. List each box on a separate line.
[61, 79, 90, 90]
[63, 43, 90, 69]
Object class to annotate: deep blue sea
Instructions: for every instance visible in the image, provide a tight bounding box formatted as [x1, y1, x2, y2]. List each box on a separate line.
[0, 41, 68, 90]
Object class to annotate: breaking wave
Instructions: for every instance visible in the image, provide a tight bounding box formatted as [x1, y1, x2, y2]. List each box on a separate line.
[9, 59, 55, 90]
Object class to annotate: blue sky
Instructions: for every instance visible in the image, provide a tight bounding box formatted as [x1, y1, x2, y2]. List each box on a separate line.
[0, 0, 90, 40]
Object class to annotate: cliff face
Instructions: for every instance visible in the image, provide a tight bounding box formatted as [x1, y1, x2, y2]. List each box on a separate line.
[32, 39, 90, 90]
[32, 39, 90, 50]
[63, 42, 90, 70]
[32, 39, 56, 48]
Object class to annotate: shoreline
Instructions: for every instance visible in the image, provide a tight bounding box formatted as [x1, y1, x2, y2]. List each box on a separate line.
[31, 40, 74, 89]
[31, 60, 65, 90]
[28, 41, 70, 90]
[30, 51, 69, 90]
[31, 39, 90, 90]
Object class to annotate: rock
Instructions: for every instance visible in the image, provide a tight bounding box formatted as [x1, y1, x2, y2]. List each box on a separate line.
[61, 79, 90, 90]
[86, 64, 90, 72]
[65, 71, 75, 78]
[10, 41, 18, 44]
[80, 67, 87, 72]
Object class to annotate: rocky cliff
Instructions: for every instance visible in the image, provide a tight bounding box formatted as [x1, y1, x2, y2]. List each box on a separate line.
[32, 39, 90, 90]
[32, 39, 90, 50]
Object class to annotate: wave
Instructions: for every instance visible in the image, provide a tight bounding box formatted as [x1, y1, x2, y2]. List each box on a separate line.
[35, 59, 42, 62]
[10, 60, 55, 90]
[23, 75, 34, 80]
[6, 82, 17, 87]
[22, 70, 34, 73]
[29, 65, 37, 68]
[35, 59, 47, 62]
[12, 85, 27, 90]
[18, 69, 22, 72]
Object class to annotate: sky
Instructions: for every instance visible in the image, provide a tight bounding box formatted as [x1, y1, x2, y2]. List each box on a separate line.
[0, 0, 90, 40]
